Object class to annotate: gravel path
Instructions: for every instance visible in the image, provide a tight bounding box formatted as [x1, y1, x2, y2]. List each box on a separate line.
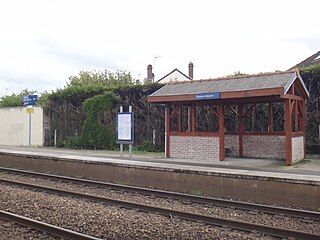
[0, 218, 61, 240]
[0, 183, 277, 240]
[0, 171, 319, 235]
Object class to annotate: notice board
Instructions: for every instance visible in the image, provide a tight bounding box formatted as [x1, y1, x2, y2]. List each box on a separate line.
[116, 112, 134, 144]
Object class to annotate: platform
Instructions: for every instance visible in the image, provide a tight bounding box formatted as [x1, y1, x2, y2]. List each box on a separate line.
[0, 146, 319, 209]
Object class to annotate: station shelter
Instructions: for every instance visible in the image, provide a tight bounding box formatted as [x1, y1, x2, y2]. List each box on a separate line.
[147, 71, 309, 165]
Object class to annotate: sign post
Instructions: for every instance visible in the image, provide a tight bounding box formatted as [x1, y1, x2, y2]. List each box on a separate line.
[116, 106, 134, 157]
[22, 95, 38, 146]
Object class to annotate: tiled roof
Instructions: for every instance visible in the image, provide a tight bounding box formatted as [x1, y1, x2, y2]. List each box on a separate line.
[150, 71, 298, 97]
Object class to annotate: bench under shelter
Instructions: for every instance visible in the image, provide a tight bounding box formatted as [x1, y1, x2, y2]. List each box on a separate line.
[147, 71, 309, 165]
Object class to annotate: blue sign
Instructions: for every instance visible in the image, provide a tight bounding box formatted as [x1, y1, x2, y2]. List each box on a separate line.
[116, 112, 134, 144]
[195, 93, 220, 100]
[22, 95, 38, 106]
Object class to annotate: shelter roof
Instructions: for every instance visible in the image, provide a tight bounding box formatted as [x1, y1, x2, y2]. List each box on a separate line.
[148, 71, 309, 103]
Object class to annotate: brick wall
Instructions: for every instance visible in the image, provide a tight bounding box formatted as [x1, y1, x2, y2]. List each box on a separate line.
[243, 135, 286, 159]
[170, 136, 219, 161]
[225, 135, 239, 157]
[292, 136, 304, 162]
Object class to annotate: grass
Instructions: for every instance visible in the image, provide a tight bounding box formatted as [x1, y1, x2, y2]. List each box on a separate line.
[190, 190, 204, 196]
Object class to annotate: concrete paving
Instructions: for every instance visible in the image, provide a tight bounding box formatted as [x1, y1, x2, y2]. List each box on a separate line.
[0, 145, 319, 178]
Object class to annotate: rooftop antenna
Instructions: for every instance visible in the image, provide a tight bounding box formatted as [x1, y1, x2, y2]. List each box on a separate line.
[154, 55, 161, 82]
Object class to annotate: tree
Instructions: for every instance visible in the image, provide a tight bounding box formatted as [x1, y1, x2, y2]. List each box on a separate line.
[67, 70, 134, 86]
[0, 89, 36, 108]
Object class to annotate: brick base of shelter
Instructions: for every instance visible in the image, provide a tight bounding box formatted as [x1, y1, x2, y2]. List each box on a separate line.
[170, 134, 304, 163]
[170, 136, 219, 161]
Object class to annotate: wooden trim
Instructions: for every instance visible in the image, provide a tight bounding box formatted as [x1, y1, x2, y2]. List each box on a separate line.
[284, 99, 292, 165]
[191, 105, 195, 132]
[294, 100, 299, 132]
[220, 87, 284, 99]
[301, 101, 306, 158]
[225, 132, 239, 135]
[170, 105, 179, 119]
[292, 132, 304, 137]
[147, 87, 284, 103]
[171, 132, 219, 137]
[238, 104, 244, 157]
[165, 105, 171, 158]
[219, 104, 225, 161]
[297, 100, 303, 116]
[243, 132, 286, 136]
[225, 132, 286, 136]
[281, 94, 305, 101]
[212, 109, 220, 118]
[290, 99, 295, 114]
[229, 106, 239, 116]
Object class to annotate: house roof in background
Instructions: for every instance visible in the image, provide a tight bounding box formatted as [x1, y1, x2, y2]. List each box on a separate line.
[156, 68, 191, 83]
[289, 51, 320, 69]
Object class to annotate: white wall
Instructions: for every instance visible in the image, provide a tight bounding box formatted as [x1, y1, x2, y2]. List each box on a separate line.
[0, 106, 44, 146]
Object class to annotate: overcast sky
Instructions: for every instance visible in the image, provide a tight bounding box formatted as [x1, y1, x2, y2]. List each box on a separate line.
[0, 0, 319, 97]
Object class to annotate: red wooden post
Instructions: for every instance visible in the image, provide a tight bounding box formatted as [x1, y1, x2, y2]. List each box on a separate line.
[219, 104, 225, 161]
[284, 99, 292, 165]
[301, 100, 306, 158]
[238, 104, 244, 157]
[294, 100, 299, 132]
[165, 105, 171, 158]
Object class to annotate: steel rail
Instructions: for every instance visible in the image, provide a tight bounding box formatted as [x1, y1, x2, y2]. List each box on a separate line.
[0, 167, 319, 221]
[0, 210, 102, 240]
[0, 178, 319, 240]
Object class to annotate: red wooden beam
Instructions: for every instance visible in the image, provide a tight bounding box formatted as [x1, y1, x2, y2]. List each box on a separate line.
[290, 99, 295, 114]
[238, 104, 244, 157]
[170, 105, 179, 119]
[284, 99, 292, 165]
[191, 105, 195, 132]
[219, 104, 225, 161]
[281, 94, 304, 101]
[229, 106, 239, 116]
[147, 87, 284, 103]
[301, 100, 306, 158]
[211, 108, 220, 118]
[165, 105, 171, 158]
[294, 100, 299, 132]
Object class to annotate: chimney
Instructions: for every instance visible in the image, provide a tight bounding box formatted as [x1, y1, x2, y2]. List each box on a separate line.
[188, 61, 194, 79]
[147, 64, 154, 82]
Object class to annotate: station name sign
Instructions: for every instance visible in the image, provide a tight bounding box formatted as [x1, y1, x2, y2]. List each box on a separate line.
[22, 95, 38, 106]
[195, 92, 220, 100]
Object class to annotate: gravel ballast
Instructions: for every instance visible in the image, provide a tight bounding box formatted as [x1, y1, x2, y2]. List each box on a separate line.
[0, 183, 278, 240]
[0, 171, 319, 235]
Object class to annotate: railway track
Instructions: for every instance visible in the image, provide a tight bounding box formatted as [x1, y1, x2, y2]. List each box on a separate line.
[0, 210, 101, 240]
[0, 168, 319, 239]
[1, 166, 319, 221]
